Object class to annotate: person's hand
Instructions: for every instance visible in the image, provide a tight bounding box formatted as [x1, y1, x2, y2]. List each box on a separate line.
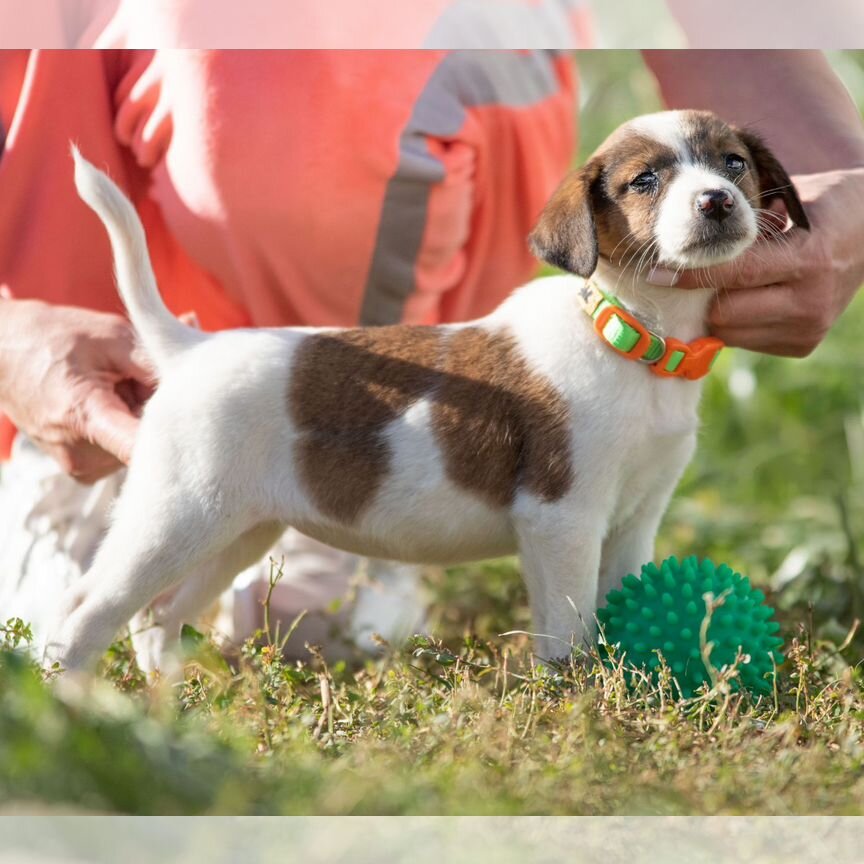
[655, 167, 864, 357]
[0, 299, 154, 483]
[114, 51, 173, 169]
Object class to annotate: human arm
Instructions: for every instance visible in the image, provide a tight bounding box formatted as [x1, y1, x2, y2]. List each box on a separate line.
[644, 50, 864, 356]
[663, 0, 864, 50]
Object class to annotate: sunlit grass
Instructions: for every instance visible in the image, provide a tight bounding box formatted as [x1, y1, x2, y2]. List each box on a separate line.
[2, 548, 864, 817]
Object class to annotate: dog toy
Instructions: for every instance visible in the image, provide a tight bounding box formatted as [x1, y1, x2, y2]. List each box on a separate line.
[596, 556, 784, 698]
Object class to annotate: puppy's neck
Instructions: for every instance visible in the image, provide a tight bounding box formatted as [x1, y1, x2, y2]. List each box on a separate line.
[591, 258, 714, 343]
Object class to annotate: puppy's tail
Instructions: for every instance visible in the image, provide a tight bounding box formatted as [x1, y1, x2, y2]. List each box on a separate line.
[71, 145, 204, 373]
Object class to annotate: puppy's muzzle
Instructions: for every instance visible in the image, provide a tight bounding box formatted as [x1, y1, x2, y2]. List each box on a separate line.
[696, 189, 735, 223]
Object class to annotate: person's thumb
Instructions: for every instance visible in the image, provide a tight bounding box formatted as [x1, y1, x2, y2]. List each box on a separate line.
[82, 386, 141, 464]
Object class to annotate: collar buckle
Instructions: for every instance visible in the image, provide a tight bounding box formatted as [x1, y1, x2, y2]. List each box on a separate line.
[592, 304, 662, 363]
[649, 336, 724, 381]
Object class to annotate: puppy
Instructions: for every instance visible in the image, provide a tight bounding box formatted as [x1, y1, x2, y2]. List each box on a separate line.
[49, 110, 808, 672]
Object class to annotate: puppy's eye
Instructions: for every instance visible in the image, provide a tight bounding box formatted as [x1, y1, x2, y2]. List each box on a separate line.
[725, 154, 746, 172]
[629, 171, 658, 192]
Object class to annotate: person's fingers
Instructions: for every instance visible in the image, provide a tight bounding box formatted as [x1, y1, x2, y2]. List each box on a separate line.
[706, 326, 818, 357]
[103, 334, 155, 384]
[136, 103, 173, 169]
[114, 56, 161, 146]
[129, 342, 158, 380]
[646, 266, 680, 286]
[123, 346, 156, 384]
[674, 249, 777, 292]
[708, 284, 800, 330]
[114, 378, 155, 415]
[707, 281, 831, 356]
[40, 440, 122, 485]
[115, 81, 159, 148]
[113, 52, 154, 109]
[80, 387, 141, 464]
[674, 228, 810, 291]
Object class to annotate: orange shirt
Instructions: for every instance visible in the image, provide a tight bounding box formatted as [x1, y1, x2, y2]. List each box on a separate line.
[0, 49, 579, 454]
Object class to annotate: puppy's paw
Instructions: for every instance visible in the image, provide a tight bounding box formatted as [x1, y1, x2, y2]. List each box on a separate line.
[130, 619, 183, 685]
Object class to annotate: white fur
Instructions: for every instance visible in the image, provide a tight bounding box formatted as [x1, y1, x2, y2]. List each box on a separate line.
[71, 145, 204, 370]
[656, 164, 757, 268]
[627, 111, 690, 160]
[48, 127, 759, 671]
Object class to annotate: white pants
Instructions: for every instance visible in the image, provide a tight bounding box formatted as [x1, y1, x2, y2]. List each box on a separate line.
[0, 436, 427, 660]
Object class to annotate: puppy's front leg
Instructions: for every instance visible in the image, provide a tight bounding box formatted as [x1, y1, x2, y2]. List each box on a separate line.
[597, 453, 693, 606]
[597, 506, 664, 610]
[515, 505, 604, 661]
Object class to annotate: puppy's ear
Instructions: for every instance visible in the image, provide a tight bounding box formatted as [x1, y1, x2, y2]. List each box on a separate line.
[529, 161, 601, 277]
[735, 128, 810, 230]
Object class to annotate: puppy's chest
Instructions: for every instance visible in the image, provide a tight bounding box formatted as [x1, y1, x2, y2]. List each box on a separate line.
[608, 370, 701, 447]
[596, 374, 702, 520]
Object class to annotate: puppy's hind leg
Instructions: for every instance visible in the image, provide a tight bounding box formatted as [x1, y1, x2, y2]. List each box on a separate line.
[45, 477, 257, 673]
[131, 521, 285, 678]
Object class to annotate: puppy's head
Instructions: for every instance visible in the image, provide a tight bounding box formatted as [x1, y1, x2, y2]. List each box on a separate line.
[530, 110, 809, 277]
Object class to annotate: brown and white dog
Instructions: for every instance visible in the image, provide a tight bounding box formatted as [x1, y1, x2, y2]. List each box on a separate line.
[49, 110, 808, 672]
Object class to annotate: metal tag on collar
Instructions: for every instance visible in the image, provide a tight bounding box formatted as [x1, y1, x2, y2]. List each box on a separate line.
[577, 280, 605, 317]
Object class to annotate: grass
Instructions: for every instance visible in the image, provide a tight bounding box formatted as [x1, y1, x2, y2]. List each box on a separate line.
[2, 543, 864, 815]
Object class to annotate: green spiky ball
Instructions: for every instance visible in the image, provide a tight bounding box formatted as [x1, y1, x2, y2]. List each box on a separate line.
[596, 556, 784, 698]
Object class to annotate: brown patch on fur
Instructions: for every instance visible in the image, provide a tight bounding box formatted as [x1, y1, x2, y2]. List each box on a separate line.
[529, 166, 601, 277]
[433, 328, 573, 509]
[289, 326, 573, 522]
[728, 127, 810, 229]
[289, 326, 442, 523]
[591, 132, 679, 266]
[680, 111, 761, 204]
[531, 129, 681, 274]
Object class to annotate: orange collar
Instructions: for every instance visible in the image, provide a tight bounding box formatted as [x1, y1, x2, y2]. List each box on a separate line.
[577, 280, 724, 381]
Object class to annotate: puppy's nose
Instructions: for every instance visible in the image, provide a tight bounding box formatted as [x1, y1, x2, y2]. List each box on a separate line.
[696, 189, 735, 223]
